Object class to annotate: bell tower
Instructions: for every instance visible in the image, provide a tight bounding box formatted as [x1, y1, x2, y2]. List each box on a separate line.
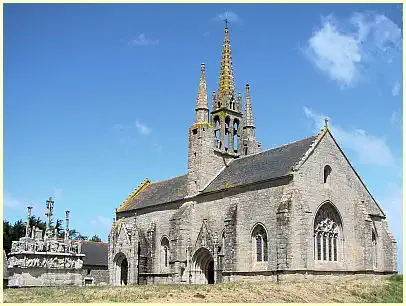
[187, 63, 225, 196]
[211, 21, 243, 156]
[187, 21, 261, 196]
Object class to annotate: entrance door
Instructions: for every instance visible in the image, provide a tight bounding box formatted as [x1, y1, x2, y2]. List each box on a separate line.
[192, 247, 215, 284]
[121, 258, 128, 285]
[207, 260, 214, 284]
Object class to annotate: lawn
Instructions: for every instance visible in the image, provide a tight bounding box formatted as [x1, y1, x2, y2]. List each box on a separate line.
[3, 275, 402, 303]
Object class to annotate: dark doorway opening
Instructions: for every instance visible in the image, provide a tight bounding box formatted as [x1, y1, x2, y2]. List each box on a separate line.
[121, 257, 128, 285]
[207, 260, 214, 284]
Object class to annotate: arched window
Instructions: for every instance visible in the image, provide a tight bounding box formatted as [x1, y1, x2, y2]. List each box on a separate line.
[372, 231, 377, 269]
[314, 202, 342, 262]
[251, 224, 268, 262]
[214, 116, 221, 149]
[161, 237, 170, 268]
[233, 119, 239, 153]
[324, 165, 332, 184]
[222, 230, 225, 254]
[224, 116, 230, 152]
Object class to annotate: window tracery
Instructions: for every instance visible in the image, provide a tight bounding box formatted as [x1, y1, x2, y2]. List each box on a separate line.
[314, 203, 341, 262]
[161, 237, 170, 268]
[252, 224, 268, 262]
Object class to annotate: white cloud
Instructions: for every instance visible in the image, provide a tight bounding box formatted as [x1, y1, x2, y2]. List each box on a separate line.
[304, 107, 395, 167]
[305, 12, 402, 88]
[135, 120, 151, 135]
[213, 11, 241, 23]
[128, 33, 159, 46]
[392, 81, 401, 96]
[306, 17, 361, 88]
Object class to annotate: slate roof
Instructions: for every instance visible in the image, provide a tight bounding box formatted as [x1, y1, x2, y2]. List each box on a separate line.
[204, 136, 318, 193]
[81, 241, 108, 267]
[117, 174, 189, 212]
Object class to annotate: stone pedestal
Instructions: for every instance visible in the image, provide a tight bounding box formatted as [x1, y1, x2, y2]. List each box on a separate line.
[7, 237, 85, 287]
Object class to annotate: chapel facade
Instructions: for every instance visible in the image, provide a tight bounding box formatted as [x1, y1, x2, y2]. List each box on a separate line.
[108, 24, 397, 285]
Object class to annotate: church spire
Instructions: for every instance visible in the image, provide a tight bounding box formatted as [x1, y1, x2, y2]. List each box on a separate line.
[217, 20, 235, 108]
[243, 84, 255, 128]
[195, 63, 209, 123]
[240, 83, 260, 155]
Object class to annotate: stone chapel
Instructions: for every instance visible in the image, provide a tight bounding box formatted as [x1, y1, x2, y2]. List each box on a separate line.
[108, 24, 397, 285]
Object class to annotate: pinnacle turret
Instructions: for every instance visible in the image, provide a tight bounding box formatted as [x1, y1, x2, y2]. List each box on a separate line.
[195, 63, 209, 123]
[243, 84, 255, 128]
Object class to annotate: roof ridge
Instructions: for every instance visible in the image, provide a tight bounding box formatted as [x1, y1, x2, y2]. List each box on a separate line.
[235, 134, 318, 162]
[82, 241, 109, 245]
[291, 130, 326, 171]
[150, 173, 188, 185]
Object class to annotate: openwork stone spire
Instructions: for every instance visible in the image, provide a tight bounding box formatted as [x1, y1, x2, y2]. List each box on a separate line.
[217, 22, 235, 107]
[243, 84, 255, 128]
[195, 63, 209, 123]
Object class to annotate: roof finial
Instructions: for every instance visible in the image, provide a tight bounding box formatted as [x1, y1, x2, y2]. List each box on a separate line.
[224, 18, 229, 29]
[324, 117, 329, 129]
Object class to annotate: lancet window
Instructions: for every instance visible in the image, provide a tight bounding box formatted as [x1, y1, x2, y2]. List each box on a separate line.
[161, 236, 170, 268]
[252, 224, 268, 262]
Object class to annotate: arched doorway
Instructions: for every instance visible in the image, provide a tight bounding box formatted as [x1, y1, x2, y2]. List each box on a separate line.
[113, 252, 129, 286]
[192, 247, 215, 284]
[121, 258, 128, 285]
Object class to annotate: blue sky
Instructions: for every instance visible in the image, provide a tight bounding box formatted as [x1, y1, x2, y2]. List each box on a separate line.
[4, 4, 402, 270]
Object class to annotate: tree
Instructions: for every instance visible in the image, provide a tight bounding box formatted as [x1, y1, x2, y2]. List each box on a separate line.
[3, 219, 26, 254]
[68, 229, 87, 241]
[89, 235, 102, 242]
[52, 219, 65, 239]
[3, 220, 12, 254]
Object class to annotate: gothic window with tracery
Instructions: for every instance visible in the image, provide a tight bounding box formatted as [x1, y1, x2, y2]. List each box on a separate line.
[314, 203, 341, 262]
[252, 224, 268, 262]
[161, 237, 170, 268]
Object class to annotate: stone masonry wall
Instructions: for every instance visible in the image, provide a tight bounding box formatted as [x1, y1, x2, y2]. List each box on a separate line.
[291, 131, 396, 272]
[82, 266, 109, 285]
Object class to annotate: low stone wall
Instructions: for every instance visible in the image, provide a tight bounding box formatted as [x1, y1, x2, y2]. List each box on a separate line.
[82, 266, 109, 286]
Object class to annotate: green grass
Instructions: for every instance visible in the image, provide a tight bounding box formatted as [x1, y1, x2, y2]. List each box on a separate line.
[3, 275, 403, 303]
[360, 274, 403, 303]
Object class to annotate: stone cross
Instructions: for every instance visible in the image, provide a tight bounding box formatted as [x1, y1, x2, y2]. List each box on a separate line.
[65, 210, 70, 240]
[45, 197, 54, 230]
[26, 206, 33, 237]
